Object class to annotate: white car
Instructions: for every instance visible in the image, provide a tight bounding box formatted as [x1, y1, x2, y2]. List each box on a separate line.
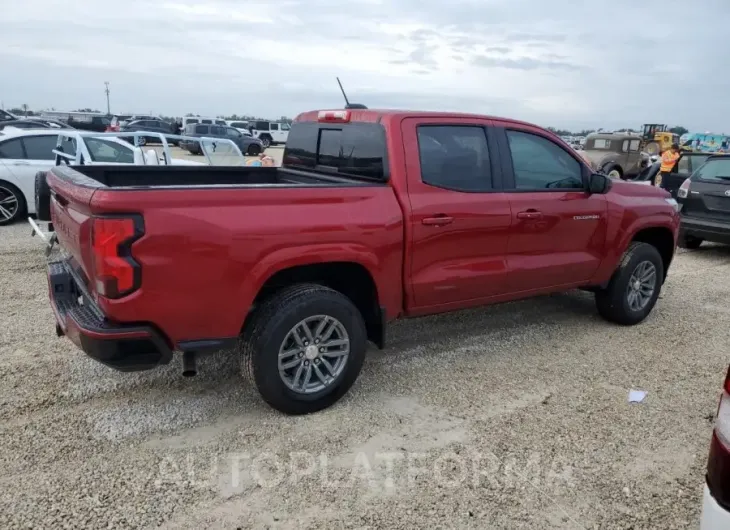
[0, 129, 201, 225]
[700, 366, 730, 529]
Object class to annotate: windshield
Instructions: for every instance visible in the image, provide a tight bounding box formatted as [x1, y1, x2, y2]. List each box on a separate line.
[692, 158, 730, 182]
[85, 138, 134, 163]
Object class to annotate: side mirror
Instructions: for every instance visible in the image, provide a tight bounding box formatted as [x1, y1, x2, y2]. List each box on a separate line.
[588, 173, 610, 194]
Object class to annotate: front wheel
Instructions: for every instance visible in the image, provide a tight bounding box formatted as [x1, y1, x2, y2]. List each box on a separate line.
[239, 284, 367, 415]
[595, 242, 664, 325]
[247, 144, 262, 156]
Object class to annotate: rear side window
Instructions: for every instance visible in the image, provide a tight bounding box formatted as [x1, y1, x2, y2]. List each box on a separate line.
[186, 118, 199, 125]
[201, 119, 212, 124]
[0, 138, 25, 159]
[506, 130, 583, 189]
[22, 135, 58, 160]
[283, 122, 387, 181]
[195, 125, 208, 134]
[692, 158, 730, 182]
[416, 125, 492, 192]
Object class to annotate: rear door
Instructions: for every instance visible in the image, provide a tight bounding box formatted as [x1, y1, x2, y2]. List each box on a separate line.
[495, 123, 607, 292]
[401, 117, 513, 311]
[681, 157, 730, 225]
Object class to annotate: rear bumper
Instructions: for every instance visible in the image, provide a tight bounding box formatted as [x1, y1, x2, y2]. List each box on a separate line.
[702, 483, 730, 529]
[48, 260, 173, 372]
[681, 216, 730, 245]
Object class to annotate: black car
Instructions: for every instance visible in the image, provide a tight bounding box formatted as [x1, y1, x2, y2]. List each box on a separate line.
[180, 124, 264, 156]
[120, 119, 177, 145]
[676, 154, 730, 249]
[66, 115, 111, 132]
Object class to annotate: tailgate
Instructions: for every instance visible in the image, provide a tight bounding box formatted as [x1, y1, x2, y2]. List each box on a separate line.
[46, 167, 99, 288]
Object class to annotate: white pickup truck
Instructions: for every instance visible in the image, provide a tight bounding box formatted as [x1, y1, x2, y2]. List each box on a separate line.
[0, 128, 248, 228]
[0, 128, 211, 226]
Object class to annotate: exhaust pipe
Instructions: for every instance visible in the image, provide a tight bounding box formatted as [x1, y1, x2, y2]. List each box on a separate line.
[182, 351, 197, 377]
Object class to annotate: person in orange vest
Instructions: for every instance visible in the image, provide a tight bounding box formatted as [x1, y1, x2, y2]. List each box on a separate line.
[656, 143, 680, 189]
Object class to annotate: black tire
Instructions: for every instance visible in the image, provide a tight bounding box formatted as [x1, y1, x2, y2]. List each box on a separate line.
[0, 181, 27, 226]
[595, 242, 664, 325]
[678, 234, 703, 249]
[604, 165, 622, 180]
[239, 284, 367, 415]
[35, 171, 52, 222]
[259, 135, 272, 148]
[247, 144, 262, 156]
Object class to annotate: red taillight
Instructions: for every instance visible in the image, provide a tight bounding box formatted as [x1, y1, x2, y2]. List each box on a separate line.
[706, 366, 730, 509]
[91, 216, 143, 298]
[677, 178, 691, 198]
[318, 110, 351, 123]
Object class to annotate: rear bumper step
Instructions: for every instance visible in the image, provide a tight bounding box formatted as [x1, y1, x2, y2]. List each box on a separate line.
[48, 261, 173, 372]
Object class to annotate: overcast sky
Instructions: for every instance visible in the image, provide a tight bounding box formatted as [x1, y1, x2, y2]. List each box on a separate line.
[1, 0, 728, 131]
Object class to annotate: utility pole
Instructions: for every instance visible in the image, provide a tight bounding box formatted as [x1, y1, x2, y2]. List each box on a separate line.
[104, 81, 110, 115]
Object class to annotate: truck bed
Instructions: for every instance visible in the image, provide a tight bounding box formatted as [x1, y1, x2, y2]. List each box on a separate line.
[57, 165, 383, 189]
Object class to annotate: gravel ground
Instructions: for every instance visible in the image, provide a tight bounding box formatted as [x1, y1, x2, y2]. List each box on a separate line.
[1, 221, 728, 529]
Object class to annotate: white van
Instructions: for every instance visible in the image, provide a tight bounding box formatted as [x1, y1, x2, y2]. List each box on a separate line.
[181, 116, 227, 130]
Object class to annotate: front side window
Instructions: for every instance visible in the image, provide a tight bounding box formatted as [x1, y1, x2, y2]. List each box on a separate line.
[416, 125, 492, 192]
[270, 123, 279, 131]
[629, 139, 641, 151]
[622, 140, 629, 153]
[195, 125, 208, 134]
[225, 127, 240, 138]
[22, 135, 58, 160]
[506, 130, 583, 190]
[0, 138, 25, 159]
[201, 119, 212, 124]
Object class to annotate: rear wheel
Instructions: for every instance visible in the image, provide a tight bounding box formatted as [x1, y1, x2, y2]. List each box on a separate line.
[595, 242, 663, 325]
[0, 181, 26, 226]
[679, 234, 703, 249]
[239, 284, 367, 415]
[259, 135, 272, 148]
[645, 141, 660, 156]
[35, 171, 52, 221]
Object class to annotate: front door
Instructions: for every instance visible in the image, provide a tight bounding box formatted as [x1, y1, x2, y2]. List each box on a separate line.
[496, 125, 608, 293]
[401, 117, 513, 313]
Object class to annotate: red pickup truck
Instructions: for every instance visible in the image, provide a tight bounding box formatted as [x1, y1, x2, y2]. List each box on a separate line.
[42, 109, 680, 414]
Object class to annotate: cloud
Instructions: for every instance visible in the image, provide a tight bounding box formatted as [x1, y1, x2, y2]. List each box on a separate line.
[0, 0, 728, 131]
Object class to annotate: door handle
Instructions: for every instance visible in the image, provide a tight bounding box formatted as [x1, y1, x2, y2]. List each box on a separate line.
[11, 161, 30, 166]
[516, 210, 542, 219]
[422, 216, 454, 226]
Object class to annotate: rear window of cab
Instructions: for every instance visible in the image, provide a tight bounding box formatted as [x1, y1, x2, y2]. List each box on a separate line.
[283, 122, 387, 181]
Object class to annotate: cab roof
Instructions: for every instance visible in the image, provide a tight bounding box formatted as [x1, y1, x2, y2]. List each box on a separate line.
[294, 108, 543, 129]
